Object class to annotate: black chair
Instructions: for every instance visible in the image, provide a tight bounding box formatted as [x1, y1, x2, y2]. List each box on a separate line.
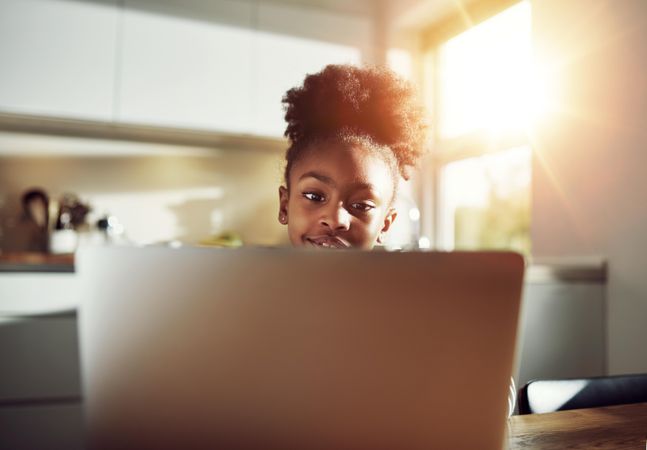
[518, 373, 647, 414]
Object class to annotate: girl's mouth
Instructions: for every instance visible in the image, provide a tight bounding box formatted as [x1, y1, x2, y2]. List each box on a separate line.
[304, 235, 350, 249]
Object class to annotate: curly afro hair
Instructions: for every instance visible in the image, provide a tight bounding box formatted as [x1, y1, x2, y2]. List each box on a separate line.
[282, 64, 428, 185]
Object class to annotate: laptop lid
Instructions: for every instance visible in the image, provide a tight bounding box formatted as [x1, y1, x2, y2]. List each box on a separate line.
[78, 247, 524, 450]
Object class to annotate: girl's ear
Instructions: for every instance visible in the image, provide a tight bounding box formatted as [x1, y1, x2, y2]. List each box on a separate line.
[377, 208, 397, 244]
[278, 186, 289, 225]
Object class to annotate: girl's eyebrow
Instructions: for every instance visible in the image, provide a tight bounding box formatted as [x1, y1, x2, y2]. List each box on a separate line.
[298, 171, 378, 194]
[298, 171, 335, 187]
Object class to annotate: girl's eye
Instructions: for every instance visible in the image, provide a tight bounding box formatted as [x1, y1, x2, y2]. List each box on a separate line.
[303, 192, 325, 202]
[351, 202, 375, 212]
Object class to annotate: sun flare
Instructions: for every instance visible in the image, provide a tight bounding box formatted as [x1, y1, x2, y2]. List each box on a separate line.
[438, 1, 554, 138]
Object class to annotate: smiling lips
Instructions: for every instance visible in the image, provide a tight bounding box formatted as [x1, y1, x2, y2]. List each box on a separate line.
[304, 235, 350, 249]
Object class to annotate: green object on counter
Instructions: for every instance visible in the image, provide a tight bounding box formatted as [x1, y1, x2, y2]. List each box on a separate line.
[198, 231, 243, 248]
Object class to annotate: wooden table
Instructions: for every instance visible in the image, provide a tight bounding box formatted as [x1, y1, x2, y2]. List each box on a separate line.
[508, 402, 647, 449]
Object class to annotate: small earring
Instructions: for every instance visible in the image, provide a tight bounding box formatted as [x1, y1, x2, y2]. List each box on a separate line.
[279, 215, 286, 224]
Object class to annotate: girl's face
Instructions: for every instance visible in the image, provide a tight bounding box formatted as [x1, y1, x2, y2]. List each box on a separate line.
[278, 143, 397, 249]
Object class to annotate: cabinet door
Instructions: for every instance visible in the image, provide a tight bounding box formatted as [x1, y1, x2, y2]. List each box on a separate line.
[0, 0, 118, 121]
[0, 403, 83, 450]
[117, 0, 254, 133]
[253, 3, 373, 137]
[515, 282, 606, 389]
[0, 315, 81, 401]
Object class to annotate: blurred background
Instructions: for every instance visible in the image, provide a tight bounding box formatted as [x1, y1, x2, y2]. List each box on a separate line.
[1, 0, 541, 253]
[0, 0, 646, 444]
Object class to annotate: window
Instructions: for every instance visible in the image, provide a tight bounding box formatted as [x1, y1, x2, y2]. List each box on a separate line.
[422, 0, 533, 255]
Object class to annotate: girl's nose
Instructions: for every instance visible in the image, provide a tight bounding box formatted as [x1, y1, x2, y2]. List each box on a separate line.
[320, 203, 351, 231]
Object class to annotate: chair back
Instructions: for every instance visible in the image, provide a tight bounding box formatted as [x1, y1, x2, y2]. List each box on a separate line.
[518, 373, 647, 414]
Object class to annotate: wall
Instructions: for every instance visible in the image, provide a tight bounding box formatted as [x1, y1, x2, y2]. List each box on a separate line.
[531, 0, 647, 374]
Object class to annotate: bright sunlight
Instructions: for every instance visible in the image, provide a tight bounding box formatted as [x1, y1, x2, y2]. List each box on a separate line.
[438, 1, 542, 139]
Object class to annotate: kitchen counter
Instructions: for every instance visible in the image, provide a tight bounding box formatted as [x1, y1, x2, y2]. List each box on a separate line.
[525, 256, 606, 283]
[0, 251, 607, 282]
[0, 251, 607, 317]
[0, 252, 74, 273]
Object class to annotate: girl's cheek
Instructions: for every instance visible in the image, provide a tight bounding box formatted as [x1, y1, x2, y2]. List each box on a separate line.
[291, 205, 315, 227]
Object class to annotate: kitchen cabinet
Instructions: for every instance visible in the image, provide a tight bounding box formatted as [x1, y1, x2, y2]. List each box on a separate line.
[253, 2, 373, 137]
[118, 0, 374, 136]
[515, 281, 606, 389]
[0, 274, 82, 448]
[0, 273, 79, 314]
[117, 0, 255, 133]
[0, 315, 81, 401]
[0, 0, 118, 121]
[0, 0, 376, 137]
[0, 403, 83, 450]
[0, 313, 83, 450]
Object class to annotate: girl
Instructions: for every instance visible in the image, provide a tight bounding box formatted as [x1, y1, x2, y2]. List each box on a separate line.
[275, 65, 517, 416]
[277, 64, 428, 249]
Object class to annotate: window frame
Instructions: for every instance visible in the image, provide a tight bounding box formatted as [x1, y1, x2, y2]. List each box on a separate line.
[418, 0, 532, 250]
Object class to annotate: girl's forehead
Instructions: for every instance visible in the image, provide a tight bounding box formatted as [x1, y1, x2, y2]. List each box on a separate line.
[290, 143, 395, 197]
[294, 144, 389, 178]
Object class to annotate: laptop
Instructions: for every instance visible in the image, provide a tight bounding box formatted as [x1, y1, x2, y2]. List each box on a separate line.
[77, 247, 524, 450]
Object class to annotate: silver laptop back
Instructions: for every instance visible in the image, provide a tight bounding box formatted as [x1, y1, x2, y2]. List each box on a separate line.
[78, 247, 524, 450]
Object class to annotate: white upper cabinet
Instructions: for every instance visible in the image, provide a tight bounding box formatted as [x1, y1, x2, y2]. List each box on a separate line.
[0, 0, 118, 121]
[253, 3, 373, 137]
[117, 0, 254, 133]
[0, 0, 376, 137]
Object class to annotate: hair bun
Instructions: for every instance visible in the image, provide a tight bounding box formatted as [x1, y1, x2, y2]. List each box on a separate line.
[282, 65, 428, 179]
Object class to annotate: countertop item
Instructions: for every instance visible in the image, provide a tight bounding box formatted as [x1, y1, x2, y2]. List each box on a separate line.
[21, 188, 50, 253]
